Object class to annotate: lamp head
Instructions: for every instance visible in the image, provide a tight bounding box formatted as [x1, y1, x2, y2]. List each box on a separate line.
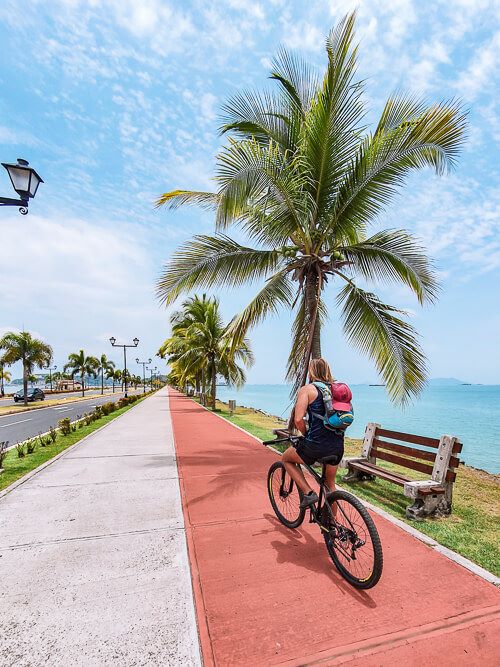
[109, 336, 116, 346]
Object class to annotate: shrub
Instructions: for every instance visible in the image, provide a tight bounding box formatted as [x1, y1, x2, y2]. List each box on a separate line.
[26, 439, 37, 455]
[71, 424, 77, 432]
[58, 418, 71, 436]
[101, 402, 115, 416]
[84, 412, 93, 426]
[16, 443, 26, 458]
[38, 434, 46, 448]
[49, 426, 57, 443]
[0, 441, 8, 469]
[93, 406, 103, 420]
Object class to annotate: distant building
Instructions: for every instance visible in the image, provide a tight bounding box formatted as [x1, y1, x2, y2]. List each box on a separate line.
[56, 379, 82, 391]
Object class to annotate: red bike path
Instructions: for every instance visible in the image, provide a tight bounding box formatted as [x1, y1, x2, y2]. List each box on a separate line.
[168, 389, 500, 666]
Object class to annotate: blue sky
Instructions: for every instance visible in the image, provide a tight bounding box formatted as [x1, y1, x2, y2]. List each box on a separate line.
[0, 0, 499, 385]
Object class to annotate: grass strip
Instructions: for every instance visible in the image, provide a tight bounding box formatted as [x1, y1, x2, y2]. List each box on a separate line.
[0, 397, 148, 492]
[207, 398, 500, 576]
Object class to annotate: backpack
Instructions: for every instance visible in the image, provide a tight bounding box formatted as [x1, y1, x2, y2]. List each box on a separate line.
[311, 381, 354, 433]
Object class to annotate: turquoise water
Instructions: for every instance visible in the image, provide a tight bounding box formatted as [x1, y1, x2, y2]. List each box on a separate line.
[216, 384, 500, 474]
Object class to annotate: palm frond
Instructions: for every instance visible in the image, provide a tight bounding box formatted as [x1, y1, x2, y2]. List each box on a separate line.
[331, 99, 467, 233]
[337, 279, 427, 404]
[304, 11, 365, 231]
[225, 270, 294, 345]
[155, 190, 218, 210]
[157, 235, 281, 306]
[341, 229, 439, 304]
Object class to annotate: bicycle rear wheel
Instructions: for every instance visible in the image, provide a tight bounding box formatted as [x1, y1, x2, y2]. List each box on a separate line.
[267, 461, 305, 529]
[322, 490, 383, 589]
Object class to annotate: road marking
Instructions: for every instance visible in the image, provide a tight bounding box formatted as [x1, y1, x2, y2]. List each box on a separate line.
[0, 418, 32, 428]
[54, 407, 74, 412]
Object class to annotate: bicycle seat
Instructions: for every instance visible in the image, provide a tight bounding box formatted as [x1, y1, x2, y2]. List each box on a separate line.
[317, 454, 342, 465]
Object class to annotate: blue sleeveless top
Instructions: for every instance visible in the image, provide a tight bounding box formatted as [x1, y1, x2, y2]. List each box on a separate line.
[306, 386, 344, 448]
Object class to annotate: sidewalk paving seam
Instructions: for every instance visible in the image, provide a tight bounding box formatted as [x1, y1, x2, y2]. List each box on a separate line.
[1, 525, 186, 551]
[27, 475, 179, 488]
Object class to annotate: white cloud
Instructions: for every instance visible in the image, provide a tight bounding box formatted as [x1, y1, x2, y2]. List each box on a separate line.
[454, 30, 500, 101]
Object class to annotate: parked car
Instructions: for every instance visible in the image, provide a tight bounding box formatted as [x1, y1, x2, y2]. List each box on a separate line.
[14, 388, 45, 403]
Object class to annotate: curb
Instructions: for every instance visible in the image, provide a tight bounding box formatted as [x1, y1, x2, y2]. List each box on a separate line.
[0, 393, 154, 500]
[189, 394, 500, 588]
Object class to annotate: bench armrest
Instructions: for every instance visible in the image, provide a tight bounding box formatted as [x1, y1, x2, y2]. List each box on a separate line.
[341, 456, 367, 469]
[403, 479, 444, 498]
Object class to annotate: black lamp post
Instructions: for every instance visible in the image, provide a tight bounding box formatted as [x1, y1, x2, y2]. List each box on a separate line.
[136, 358, 151, 394]
[146, 365, 157, 390]
[45, 364, 57, 392]
[1, 159, 43, 215]
[109, 337, 139, 398]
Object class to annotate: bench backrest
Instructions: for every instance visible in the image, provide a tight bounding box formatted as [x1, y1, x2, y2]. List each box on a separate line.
[364, 424, 462, 485]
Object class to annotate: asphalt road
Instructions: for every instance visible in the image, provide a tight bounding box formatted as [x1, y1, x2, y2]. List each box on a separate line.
[0, 389, 143, 446]
[0, 388, 113, 408]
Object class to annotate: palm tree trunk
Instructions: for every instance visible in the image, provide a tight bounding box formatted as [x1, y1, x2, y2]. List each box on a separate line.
[287, 269, 323, 432]
[82, 370, 85, 397]
[210, 363, 216, 409]
[305, 269, 322, 359]
[23, 360, 28, 406]
[101, 368, 104, 395]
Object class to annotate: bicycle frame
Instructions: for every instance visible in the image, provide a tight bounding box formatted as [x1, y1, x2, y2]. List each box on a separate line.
[263, 437, 361, 548]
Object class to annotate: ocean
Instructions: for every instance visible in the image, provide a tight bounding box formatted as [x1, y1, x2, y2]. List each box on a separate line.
[216, 384, 500, 474]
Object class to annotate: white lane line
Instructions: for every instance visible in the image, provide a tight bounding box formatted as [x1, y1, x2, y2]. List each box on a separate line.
[54, 407, 74, 412]
[0, 418, 32, 428]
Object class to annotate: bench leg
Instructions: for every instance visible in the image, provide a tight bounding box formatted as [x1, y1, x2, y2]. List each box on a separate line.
[406, 489, 452, 520]
[344, 468, 376, 483]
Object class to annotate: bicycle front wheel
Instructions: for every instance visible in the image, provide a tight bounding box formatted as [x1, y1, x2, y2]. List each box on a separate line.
[322, 490, 383, 589]
[267, 461, 305, 529]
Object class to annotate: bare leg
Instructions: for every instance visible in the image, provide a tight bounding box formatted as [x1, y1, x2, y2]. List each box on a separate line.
[282, 447, 313, 495]
[325, 464, 339, 519]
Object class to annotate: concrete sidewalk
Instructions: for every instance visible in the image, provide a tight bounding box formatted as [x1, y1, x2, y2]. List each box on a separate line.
[169, 389, 500, 666]
[0, 389, 201, 666]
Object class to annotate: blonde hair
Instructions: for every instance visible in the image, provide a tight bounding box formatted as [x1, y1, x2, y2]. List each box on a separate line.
[308, 358, 334, 384]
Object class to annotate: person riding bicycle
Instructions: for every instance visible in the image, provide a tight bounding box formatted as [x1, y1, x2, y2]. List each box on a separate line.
[282, 358, 351, 509]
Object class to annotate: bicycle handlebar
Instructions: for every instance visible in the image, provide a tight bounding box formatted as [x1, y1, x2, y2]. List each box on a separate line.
[262, 435, 301, 447]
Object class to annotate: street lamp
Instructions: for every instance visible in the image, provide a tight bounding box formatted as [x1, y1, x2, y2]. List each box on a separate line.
[109, 337, 139, 398]
[1, 158, 43, 215]
[146, 365, 157, 390]
[136, 358, 151, 394]
[45, 364, 57, 392]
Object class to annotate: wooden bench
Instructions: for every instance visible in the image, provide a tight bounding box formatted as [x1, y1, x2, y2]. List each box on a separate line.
[342, 423, 462, 519]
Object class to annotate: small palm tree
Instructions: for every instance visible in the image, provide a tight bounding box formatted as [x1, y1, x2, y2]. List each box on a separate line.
[64, 350, 99, 397]
[96, 354, 115, 395]
[0, 331, 53, 405]
[110, 369, 122, 393]
[0, 365, 11, 397]
[159, 295, 253, 408]
[156, 12, 466, 404]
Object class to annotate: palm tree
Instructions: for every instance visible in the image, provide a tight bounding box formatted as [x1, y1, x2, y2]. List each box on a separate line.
[64, 350, 99, 397]
[0, 365, 11, 397]
[156, 12, 466, 405]
[0, 331, 53, 405]
[110, 369, 121, 393]
[96, 354, 115, 395]
[159, 294, 215, 393]
[159, 295, 253, 408]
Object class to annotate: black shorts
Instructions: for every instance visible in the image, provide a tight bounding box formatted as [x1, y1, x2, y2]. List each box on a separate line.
[296, 437, 344, 467]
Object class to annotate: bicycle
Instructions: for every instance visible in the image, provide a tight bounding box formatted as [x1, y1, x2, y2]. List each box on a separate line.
[263, 435, 383, 589]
